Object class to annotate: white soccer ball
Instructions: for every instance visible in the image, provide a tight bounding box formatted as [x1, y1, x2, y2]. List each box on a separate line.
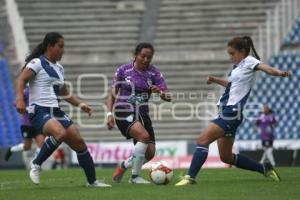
[149, 161, 173, 185]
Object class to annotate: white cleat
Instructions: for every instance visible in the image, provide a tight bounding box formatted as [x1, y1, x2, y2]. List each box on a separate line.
[129, 176, 151, 184]
[29, 162, 41, 185]
[87, 180, 112, 188]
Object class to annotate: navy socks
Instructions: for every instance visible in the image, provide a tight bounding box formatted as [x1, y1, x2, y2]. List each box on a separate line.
[234, 154, 264, 174]
[77, 148, 96, 184]
[33, 136, 60, 165]
[188, 145, 209, 179]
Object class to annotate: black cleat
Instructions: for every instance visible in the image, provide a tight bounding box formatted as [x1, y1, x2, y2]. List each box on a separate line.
[4, 148, 12, 161]
[264, 162, 281, 182]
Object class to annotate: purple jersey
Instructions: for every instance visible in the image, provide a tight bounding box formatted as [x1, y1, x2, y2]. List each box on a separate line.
[255, 113, 276, 141]
[20, 87, 31, 126]
[112, 62, 168, 115]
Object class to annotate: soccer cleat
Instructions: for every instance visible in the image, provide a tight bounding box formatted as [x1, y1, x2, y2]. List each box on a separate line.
[264, 162, 281, 182]
[112, 165, 127, 183]
[87, 180, 112, 188]
[4, 148, 12, 161]
[129, 176, 151, 184]
[175, 175, 196, 186]
[29, 162, 41, 185]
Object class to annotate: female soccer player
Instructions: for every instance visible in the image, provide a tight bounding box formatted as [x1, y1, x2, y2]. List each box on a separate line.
[175, 36, 290, 186]
[5, 86, 44, 162]
[255, 104, 277, 166]
[15, 32, 111, 187]
[107, 42, 171, 184]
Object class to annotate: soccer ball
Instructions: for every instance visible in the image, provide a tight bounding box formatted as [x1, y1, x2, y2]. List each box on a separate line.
[149, 161, 173, 185]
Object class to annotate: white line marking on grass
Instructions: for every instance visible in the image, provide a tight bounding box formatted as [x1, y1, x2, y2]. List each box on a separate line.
[0, 177, 76, 191]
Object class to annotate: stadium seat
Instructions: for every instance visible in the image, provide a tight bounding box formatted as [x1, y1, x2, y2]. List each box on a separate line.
[237, 53, 300, 140]
[283, 16, 300, 46]
[0, 59, 22, 147]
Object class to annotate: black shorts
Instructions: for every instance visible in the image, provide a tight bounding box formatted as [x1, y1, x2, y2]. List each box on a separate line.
[114, 110, 155, 144]
[21, 125, 42, 139]
[262, 140, 273, 147]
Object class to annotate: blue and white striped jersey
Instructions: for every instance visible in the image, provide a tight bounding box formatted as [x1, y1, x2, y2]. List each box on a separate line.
[217, 56, 261, 108]
[26, 56, 64, 107]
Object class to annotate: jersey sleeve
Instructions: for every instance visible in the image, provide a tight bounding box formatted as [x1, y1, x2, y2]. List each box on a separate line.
[152, 66, 168, 92]
[245, 56, 261, 70]
[25, 58, 42, 74]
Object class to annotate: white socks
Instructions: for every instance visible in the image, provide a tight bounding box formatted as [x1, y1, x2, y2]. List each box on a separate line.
[260, 147, 276, 166]
[11, 143, 24, 152]
[131, 142, 148, 176]
[266, 148, 276, 166]
[124, 155, 147, 169]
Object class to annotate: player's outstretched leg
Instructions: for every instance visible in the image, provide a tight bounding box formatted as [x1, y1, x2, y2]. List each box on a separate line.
[264, 162, 281, 182]
[112, 160, 128, 183]
[5, 143, 24, 161]
[29, 136, 60, 184]
[77, 148, 111, 188]
[4, 148, 12, 161]
[175, 144, 208, 186]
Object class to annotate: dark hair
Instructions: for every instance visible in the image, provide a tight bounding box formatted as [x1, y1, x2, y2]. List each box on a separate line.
[25, 32, 63, 64]
[228, 36, 260, 60]
[134, 42, 154, 55]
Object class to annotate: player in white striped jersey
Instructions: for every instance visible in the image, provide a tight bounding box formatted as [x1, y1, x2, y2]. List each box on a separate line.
[15, 32, 111, 187]
[176, 36, 290, 186]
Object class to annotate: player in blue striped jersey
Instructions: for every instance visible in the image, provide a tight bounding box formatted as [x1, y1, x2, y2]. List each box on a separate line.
[15, 32, 111, 187]
[175, 36, 290, 186]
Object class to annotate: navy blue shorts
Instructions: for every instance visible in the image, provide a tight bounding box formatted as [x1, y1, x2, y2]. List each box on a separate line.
[211, 107, 243, 138]
[28, 104, 73, 133]
[20, 125, 42, 139]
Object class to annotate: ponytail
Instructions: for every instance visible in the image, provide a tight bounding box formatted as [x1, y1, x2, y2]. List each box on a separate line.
[242, 36, 260, 60]
[25, 42, 46, 65]
[24, 32, 63, 66]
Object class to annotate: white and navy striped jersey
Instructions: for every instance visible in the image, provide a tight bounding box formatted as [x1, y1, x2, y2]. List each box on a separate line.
[217, 56, 261, 108]
[26, 56, 64, 107]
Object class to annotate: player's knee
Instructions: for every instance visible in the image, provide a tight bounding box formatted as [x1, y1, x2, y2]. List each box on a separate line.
[137, 133, 150, 144]
[54, 129, 67, 142]
[220, 154, 234, 164]
[196, 136, 210, 146]
[75, 137, 85, 146]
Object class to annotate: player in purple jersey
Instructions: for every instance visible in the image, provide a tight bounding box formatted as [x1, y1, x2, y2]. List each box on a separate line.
[5, 86, 45, 162]
[175, 36, 291, 186]
[107, 42, 171, 184]
[255, 105, 277, 166]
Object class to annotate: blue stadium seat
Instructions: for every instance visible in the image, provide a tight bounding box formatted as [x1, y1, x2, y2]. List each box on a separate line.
[283, 16, 300, 46]
[237, 52, 300, 140]
[0, 59, 22, 147]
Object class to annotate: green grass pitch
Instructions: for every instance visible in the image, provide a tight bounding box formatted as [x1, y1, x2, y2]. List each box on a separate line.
[0, 167, 299, 200]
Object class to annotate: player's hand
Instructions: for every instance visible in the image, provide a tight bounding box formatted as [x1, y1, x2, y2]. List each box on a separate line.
[149, 85, 161, 93]
[160, 91, 172, 102]
[280, 71, 291, 77]
[79, 103, 93, 117]
[107, 115, 115, 130]
[15, 98, 26, 114]
[207, 76, 214, 84]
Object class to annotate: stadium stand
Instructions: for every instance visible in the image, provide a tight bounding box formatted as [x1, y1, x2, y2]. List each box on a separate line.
[0, 59, 22, 147]
[283, 16, 300, 46]
[237, 20, 300, 140]
[154, 0, 280, 51]
[237, 52, 300, 140]
[2, 0, 299, 143]
[15, 0, 144, 55]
